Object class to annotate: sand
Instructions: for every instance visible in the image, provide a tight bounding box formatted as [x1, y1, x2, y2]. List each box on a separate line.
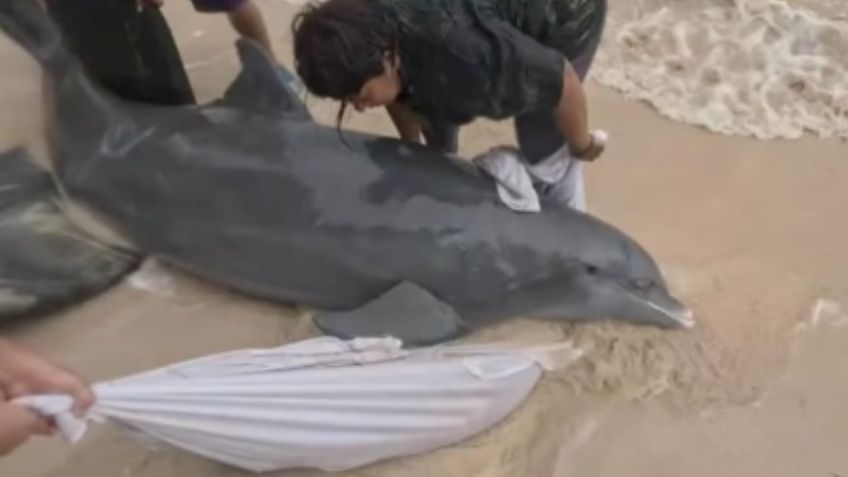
[1, 0, 848, 476]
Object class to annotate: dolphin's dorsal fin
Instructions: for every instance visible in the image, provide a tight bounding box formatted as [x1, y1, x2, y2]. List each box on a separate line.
[223, 39, 311, 120]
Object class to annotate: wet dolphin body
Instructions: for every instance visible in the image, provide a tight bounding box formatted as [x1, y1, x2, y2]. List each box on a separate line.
[0, 148, 138, 320]
[0, 0, 693, 345]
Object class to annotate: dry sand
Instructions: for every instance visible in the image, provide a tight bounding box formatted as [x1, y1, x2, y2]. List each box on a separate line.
[1, 0, 847, 476]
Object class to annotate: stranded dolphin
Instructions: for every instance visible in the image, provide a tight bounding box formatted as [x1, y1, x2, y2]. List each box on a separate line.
[0, 148, 137, 320]
[0, 0, 693, 345]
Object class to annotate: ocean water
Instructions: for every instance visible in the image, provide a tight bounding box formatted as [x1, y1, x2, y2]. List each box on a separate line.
[594, 0, 848, 139]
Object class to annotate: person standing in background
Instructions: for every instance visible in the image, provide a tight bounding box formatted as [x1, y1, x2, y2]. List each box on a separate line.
[44, 0, 196, 105]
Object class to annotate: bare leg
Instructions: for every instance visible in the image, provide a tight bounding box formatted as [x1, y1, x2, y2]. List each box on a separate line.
[227, 0, 273, 54]
[421, 120, 460, 154]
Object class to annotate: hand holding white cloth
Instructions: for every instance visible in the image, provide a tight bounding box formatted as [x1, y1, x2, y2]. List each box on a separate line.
[473, 130, 608, 213]
[15, 337, 582, 473]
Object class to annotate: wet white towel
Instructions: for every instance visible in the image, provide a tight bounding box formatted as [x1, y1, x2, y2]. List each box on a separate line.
[473, 146, 543, 212]
[473, 130, 608, 213]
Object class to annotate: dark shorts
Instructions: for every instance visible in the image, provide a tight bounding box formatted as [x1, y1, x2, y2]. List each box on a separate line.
[46, 0, 195, 105]
[191, 0, 248, 13]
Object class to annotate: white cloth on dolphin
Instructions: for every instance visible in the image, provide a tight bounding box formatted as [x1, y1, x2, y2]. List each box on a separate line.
[473, 146, 543, 212]
[14, 336, 583, 473]
[532, 148, 587, 212]
[473, 130, 608, 213]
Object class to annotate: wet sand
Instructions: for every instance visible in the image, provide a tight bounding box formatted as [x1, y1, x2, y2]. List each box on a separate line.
[1, 0, 847, 476]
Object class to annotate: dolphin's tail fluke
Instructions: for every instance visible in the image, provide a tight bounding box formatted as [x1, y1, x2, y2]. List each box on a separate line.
[0, 0, 134, 168]
[0, 0, 73, 75]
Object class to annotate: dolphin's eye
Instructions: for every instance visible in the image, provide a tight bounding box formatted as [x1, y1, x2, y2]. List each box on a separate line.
[585, 265, 598, 275]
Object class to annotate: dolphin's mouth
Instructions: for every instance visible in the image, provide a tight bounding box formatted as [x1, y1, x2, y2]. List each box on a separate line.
[616, 282, 696, 329]
[641, 294, 696, 328]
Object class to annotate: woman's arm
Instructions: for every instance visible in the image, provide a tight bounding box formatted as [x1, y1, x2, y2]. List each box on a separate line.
[386, 102, 423, 144]
[553, 61, 603, 160]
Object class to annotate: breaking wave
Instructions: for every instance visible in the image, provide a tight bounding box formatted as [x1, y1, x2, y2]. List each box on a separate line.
[594, 0, 848, 139]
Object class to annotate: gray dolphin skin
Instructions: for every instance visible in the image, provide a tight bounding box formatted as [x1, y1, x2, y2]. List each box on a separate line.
[0, 0, 693, 345]
[0, 148, 138, 320]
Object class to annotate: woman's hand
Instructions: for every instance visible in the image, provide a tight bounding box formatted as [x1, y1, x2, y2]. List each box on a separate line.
[0, 339, 93, 456]
[0, 402, 51, 456]
[569, 132, 605, 161]
[0, 339, 94, 416]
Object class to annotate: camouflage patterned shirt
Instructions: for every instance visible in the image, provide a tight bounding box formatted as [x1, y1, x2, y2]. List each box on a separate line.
[379, 0, 606, 124]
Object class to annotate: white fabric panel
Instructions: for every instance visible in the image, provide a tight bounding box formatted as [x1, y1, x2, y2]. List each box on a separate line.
[16, 337, 582, 473]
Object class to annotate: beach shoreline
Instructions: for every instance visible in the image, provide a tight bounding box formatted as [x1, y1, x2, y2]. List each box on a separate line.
[1, 0, 847, 475]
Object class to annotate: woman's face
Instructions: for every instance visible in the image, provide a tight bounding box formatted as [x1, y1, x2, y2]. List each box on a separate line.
[351, 54, 401, 111]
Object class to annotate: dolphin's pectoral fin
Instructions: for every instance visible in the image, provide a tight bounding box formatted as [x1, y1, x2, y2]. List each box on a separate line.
[313, 281, 466, 347]
[223, 39, 311, 119]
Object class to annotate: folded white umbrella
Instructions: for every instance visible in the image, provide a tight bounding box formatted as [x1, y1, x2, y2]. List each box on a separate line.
[16, 336, 582, 473]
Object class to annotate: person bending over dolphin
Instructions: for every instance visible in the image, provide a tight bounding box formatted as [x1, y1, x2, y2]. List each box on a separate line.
[291, 0, 607, 210]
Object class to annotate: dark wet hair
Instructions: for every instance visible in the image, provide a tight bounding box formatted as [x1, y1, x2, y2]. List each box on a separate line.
[292, 0, 398, 131]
